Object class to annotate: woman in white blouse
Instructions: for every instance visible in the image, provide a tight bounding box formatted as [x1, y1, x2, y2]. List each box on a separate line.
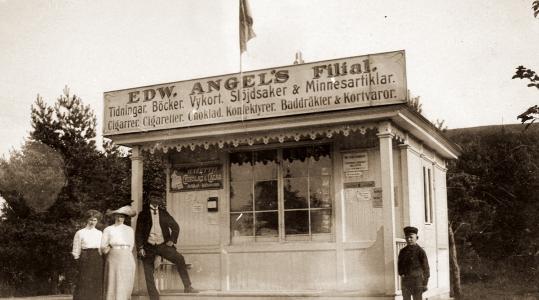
[72, 209, 103, 300]
[101, 205, 137, 300]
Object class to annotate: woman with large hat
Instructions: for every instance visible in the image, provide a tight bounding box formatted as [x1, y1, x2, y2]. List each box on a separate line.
[101, 205, 137, 300]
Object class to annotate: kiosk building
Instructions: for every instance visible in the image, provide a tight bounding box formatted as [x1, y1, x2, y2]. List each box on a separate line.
[104, 50, 459, 300]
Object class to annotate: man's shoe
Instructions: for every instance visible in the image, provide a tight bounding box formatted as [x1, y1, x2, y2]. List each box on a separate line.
[184, 286, 199, 293]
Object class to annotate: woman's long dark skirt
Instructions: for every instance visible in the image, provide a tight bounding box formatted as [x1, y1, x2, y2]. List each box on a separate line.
[74, 249, 103, 300]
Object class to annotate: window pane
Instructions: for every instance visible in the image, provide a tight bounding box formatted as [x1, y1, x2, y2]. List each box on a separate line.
[255, 212, 278, 236]
[285, 210, 309, 235]
[284, 178, 308, 209]
[423, 167, 428, 222]
[309, 145, 332, 176]
[253, 150, 277, 180]
[283, 147, 308, 178]
[230, 212, 254, 237]
[309, 176, 332, 208]
[311, 209, 332, 233]
[230, 152, 252, 181]
[230, 181, 253, 212]
[428, 169, 434, 223]
[254, 180, 278, 210]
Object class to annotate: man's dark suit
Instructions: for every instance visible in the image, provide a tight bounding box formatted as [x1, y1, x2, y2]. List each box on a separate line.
[135, 204, 192, 300]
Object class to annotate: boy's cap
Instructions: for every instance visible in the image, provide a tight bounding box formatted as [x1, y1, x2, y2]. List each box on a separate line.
[403, 226, 418, 235]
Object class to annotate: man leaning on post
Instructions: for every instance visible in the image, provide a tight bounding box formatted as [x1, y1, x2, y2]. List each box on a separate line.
[135, 190, 198, 299]
[398, 226, 430, 300]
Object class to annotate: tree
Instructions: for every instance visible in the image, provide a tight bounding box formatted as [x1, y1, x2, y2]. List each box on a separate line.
[446, 127, 539, 291]
[0, 87, 132, 296]
[453, 131, 539, 259]
[512, 67, 539, 128]
[512, 3, 539, 127]
[0, 141, 66, 214]
[142, 150, 166, 204]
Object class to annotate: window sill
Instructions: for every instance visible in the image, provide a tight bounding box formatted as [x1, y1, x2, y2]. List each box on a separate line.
[225, 239, 337, 253]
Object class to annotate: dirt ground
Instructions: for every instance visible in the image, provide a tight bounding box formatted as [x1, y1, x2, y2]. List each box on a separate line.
[0, 296, 71, 300]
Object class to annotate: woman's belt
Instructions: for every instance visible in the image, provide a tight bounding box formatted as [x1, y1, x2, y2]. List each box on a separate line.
[111, 245, 131, 249]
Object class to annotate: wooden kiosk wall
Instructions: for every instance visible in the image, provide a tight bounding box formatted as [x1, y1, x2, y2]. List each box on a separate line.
[157, 131, 404, 294]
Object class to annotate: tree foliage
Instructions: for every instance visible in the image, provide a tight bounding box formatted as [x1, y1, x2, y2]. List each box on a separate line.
[447, 128, 539, 263]
[0, 88, 132, 296]
[0, 141, 65, 214]
[512, 3, 539, 128]
[512, 66, 539, 128]
[0, 87, 167, 295]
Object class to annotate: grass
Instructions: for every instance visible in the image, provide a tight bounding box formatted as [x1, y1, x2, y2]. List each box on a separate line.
[458, 257, 538, 300]
[462, 282, 539, 300]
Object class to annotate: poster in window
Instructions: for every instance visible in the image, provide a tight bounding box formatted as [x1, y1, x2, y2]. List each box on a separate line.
[170, 164, 223, 191]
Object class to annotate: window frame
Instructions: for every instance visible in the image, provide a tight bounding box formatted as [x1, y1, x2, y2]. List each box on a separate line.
[423, 164, 435, 224]
[228, 142, 335, 244]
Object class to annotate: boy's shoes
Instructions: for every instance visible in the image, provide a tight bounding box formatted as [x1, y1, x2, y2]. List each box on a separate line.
[184, 286, 199, 293]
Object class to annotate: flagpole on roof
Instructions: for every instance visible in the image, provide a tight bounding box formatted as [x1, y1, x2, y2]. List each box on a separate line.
[239, 0, 255, 122]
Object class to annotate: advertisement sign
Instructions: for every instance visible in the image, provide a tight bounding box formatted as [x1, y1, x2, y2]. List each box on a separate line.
[170, 164, 223, 191]
[372, 187, 383, 208]
[342, 151, 369, 178]
[103, 50, 407, 136]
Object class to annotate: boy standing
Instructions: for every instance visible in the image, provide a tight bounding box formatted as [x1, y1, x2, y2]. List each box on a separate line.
[398, 226, 430, 300]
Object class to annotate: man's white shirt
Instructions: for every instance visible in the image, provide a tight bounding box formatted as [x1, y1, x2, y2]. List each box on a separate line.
[148, 205, 165, 245]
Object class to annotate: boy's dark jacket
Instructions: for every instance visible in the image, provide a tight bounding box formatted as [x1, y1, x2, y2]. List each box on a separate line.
[135, 205, 180, 248]
[398, 244, 430, 286]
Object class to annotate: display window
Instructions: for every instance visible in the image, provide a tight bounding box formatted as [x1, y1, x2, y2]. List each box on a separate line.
[229, 144, 333, 243]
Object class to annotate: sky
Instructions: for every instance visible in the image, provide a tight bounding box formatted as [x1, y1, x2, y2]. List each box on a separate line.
[1, 0, 539, 158]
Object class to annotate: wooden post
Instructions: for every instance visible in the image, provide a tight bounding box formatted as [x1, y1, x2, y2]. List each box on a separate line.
[130, 146, 144, 295]
[398, 142, 411, 230]
[377, 121, 398, 296]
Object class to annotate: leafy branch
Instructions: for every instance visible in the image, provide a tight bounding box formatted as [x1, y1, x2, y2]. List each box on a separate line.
[512, 66, 539, 128]
[512, 2, 539, 128]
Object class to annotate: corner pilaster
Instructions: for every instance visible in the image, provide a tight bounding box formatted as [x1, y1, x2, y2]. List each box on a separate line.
[377, 121, 398, 296]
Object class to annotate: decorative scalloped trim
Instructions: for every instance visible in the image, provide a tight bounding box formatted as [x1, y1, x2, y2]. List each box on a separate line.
[142, 123, 388, 153]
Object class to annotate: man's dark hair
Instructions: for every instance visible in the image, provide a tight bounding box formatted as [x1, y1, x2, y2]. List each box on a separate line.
[148, 190, 164, 199]
[144, 190, 166, 206]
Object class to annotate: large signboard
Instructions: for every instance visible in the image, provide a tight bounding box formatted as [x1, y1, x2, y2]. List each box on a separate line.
[103, 50, 406, 136]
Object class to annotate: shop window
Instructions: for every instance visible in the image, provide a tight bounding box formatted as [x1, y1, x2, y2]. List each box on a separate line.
[230, 145, 333, 242]
[230, 150, 279, 240]
[423, 166, 434, 223]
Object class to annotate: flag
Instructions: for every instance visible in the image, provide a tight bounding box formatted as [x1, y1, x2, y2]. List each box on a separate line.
[239, 0, 255, 53]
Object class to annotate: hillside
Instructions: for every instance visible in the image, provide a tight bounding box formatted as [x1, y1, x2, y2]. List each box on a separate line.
[445, 123, 539, 143]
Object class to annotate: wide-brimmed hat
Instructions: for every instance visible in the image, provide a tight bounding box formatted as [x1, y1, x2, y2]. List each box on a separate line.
[107, 205, 136, 217]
